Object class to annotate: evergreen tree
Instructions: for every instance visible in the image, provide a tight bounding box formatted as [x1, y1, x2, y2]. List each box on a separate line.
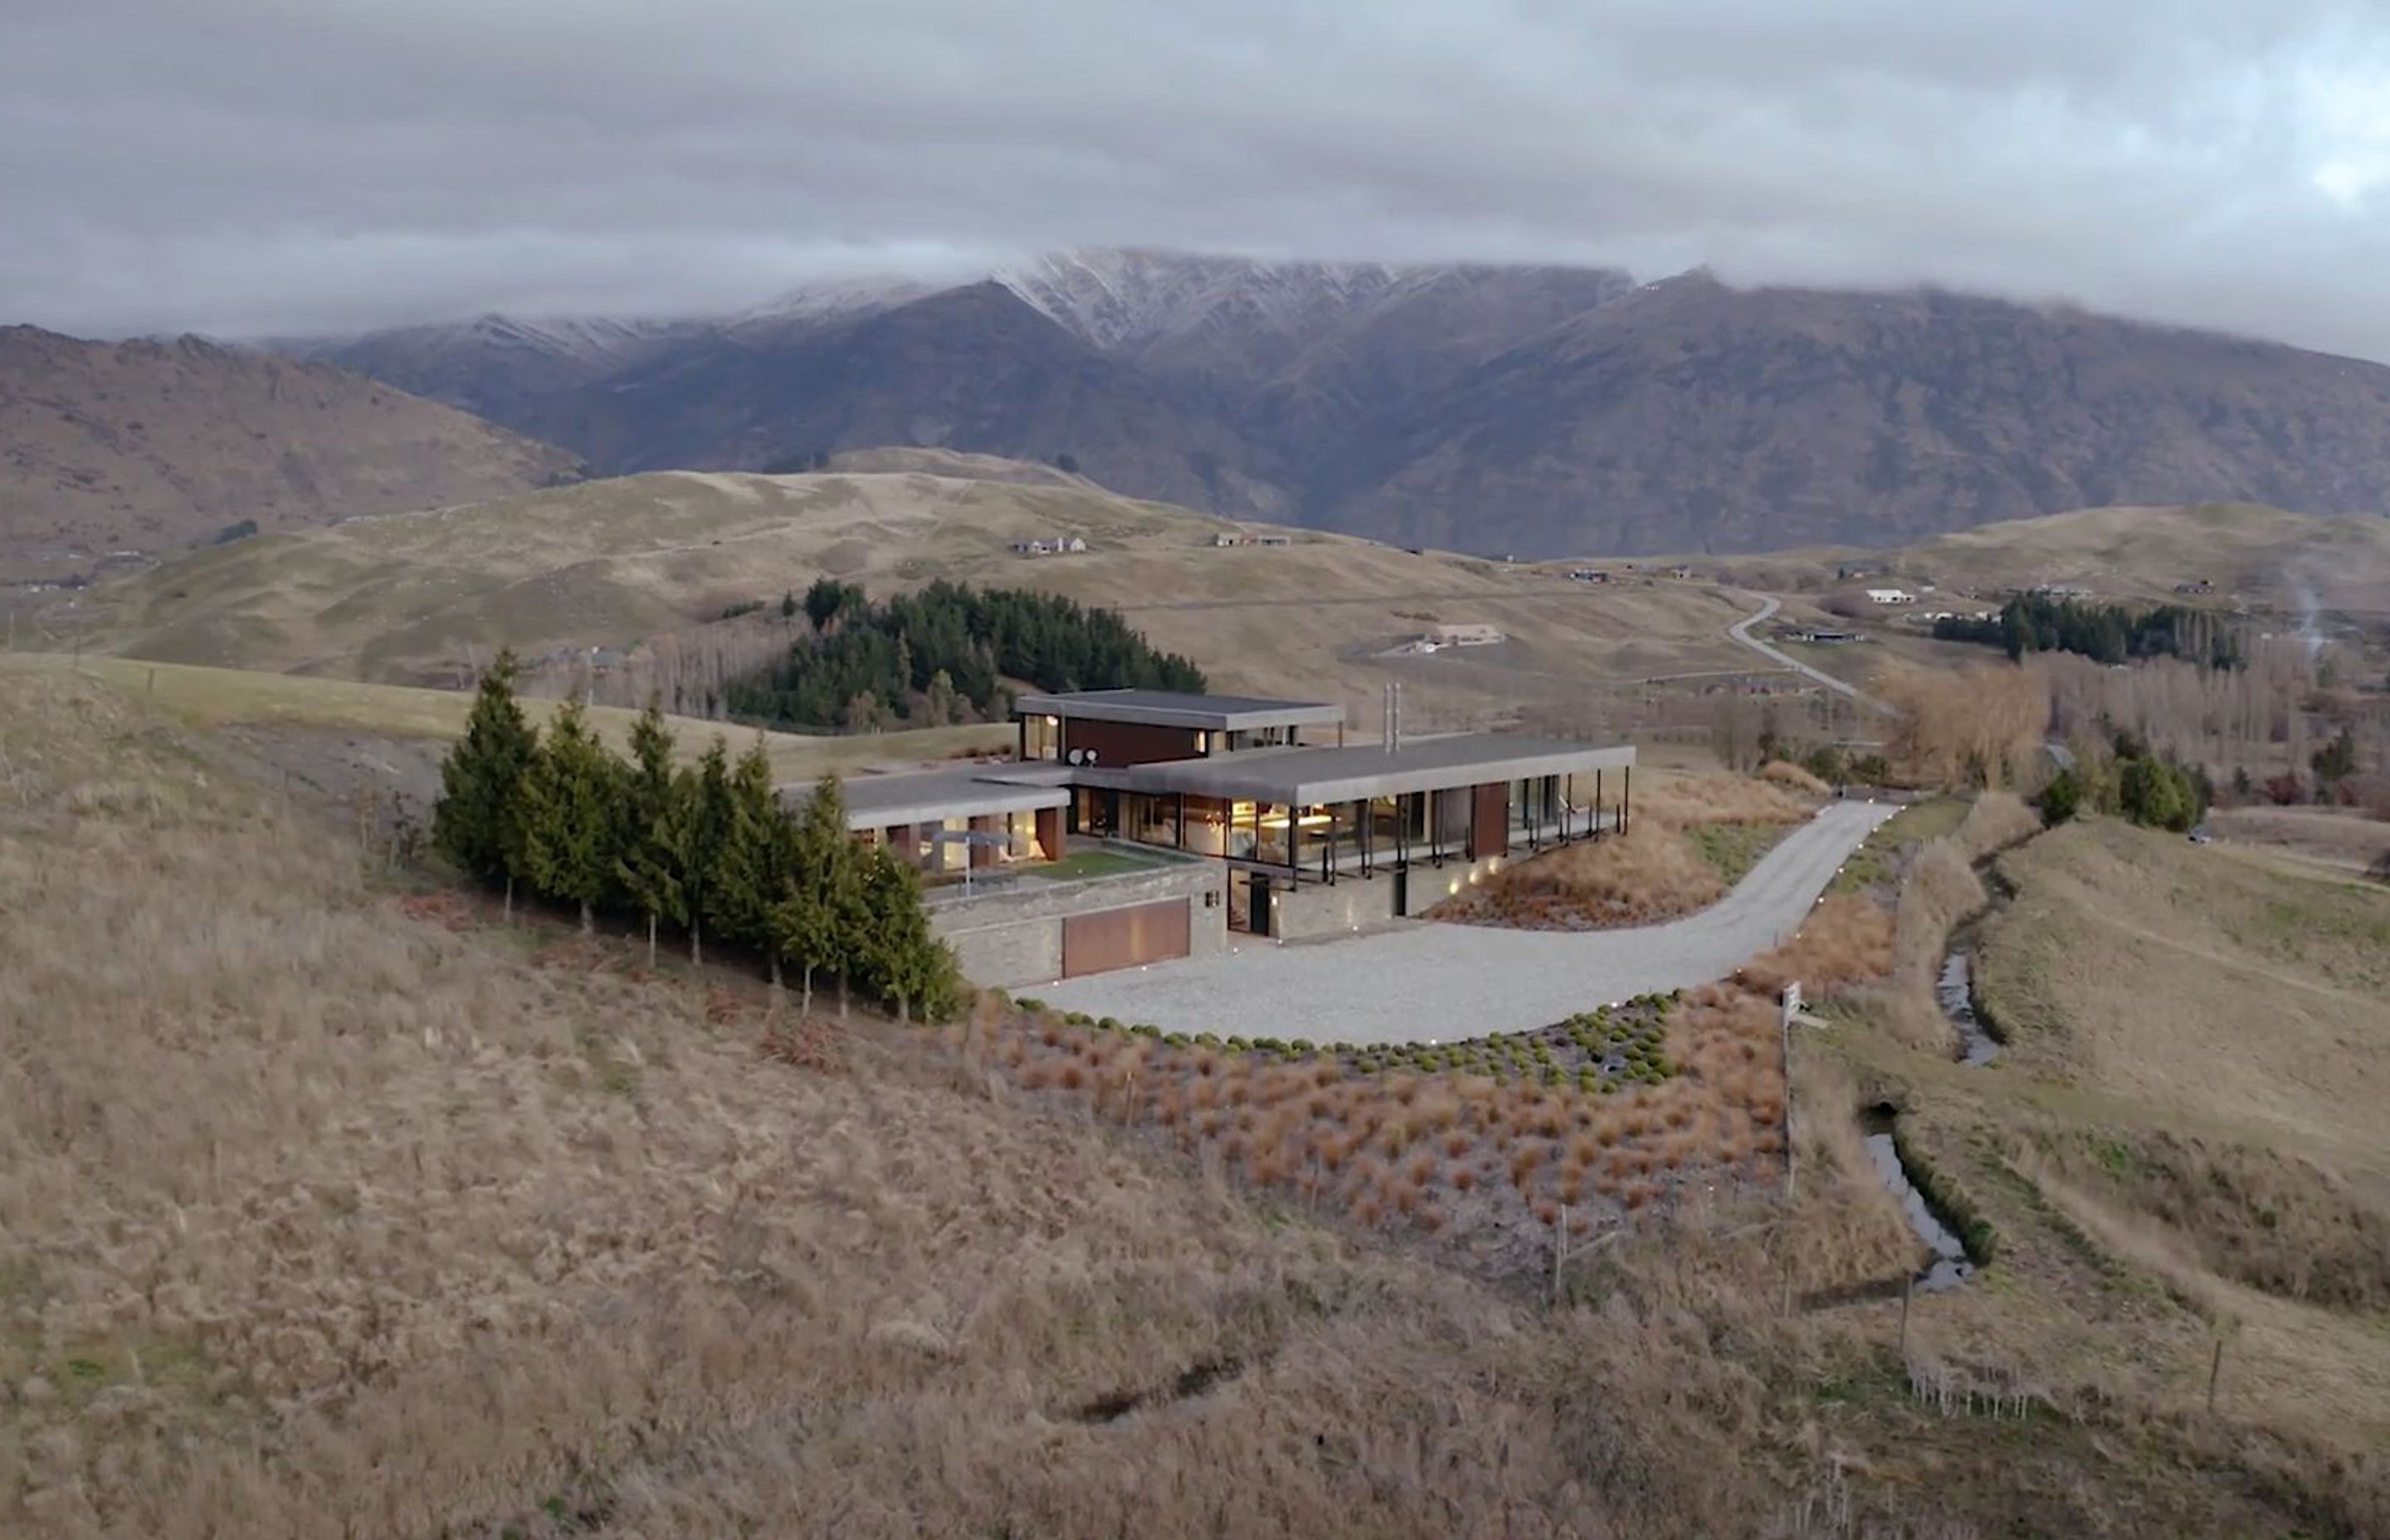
[518, 698, 625, 933]
[432, 651, 540, 909]
[614, 695, 684, 965]
[856, 845, 955, 1024]
[768, 776, 856, 1014]
[710, 735, 797, 972]
[671, 740, 737, 966]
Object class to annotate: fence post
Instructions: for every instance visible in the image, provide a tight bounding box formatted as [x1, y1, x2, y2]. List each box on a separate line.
[2207, 1334, 2226, 1414]
[1899, 1272, 1914, 1359]
[1780, 982, 1800, 1198]
[1552, 1204, 1569, 1307]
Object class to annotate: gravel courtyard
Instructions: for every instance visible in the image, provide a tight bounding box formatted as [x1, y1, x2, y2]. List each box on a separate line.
[1030, 800, 1899, 1045]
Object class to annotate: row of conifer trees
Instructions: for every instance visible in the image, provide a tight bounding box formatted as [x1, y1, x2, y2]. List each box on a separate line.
[429, 653, 959, 1021]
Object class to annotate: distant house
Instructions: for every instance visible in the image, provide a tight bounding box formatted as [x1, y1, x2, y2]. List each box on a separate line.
[1568, 568, 1611, 583]
[2030, 583, 2094, 600]
[1423, 621, 1505, 647]
[1666, 564, 1695, 579]
[1255, 532, 1293, 547]
[1012, 534, 1089, 557]
[1210, 530, 1250, 548]
[2175, 578, 2216, 595]
[1864, 587, 1916, 605]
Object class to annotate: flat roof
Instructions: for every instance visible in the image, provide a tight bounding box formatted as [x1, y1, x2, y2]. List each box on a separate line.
[800, 766, 1071, 831]
[1101, 733, 1635, 805]
[1012, 688, 1347, 732]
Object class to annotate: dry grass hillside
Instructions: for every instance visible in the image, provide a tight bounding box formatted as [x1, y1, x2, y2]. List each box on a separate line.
[56, 466, 1750, 726]
[1706, 502, 2390, 615]
[0, 326, 583, 574]
[1814, 811, 2390, 1501]
[0, 668, 2365, 1538]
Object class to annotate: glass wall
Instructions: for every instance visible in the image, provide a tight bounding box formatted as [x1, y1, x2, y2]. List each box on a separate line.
[1022, 714, 1060, 762]
[1183, 796, 1229, 856]
[1120, 792, 1181, 849]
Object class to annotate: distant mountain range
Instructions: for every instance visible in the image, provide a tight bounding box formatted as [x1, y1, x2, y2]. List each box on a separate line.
[0, 325, 584, 574]
[19, 249, 2390, 568]
[275, 250, 2390, 556]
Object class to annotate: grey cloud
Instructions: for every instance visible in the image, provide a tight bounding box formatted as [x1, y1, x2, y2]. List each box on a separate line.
[2, 0, 2385, 357]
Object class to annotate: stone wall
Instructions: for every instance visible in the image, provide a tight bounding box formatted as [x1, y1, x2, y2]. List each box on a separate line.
[1270, 850, 1514, 940]
[929, 855, 1226, 987]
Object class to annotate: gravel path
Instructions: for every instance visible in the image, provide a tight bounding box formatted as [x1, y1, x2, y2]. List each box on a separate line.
[1031, 800, 1898, 1045]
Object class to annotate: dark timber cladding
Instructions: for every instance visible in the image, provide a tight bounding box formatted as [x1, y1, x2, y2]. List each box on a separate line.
[1469, 782, 1507, 860]
[1061, 899, 1191, 977]
[1061, 716, 1200, 768]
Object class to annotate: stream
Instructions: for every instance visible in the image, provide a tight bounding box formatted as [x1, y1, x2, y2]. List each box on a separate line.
[1861, 852, 2017, 1289]
[1938, 946, 2001, 1065]
[1861, 1109, 1976, 1293]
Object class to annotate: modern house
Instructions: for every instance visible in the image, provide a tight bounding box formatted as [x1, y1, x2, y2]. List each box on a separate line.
[807, 688, 1634, 983]
[1864, 587, 1916, 605]
[1422, 621, 1505, 647]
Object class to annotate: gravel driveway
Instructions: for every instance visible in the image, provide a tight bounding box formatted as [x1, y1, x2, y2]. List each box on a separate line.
[1029, 800, 1899, 1045]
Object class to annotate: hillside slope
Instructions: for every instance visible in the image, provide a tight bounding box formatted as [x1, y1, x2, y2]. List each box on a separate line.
[1338, 275, 2390, 554]
[65, 467, 1747, 724]
[0, 326, 584, 573]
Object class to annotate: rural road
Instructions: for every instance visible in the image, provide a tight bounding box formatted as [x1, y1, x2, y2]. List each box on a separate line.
[1030, 799, 1899, 1045]
[1727, 595, 1889, 713]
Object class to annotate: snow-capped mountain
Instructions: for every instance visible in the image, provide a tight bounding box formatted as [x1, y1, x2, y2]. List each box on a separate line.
[992, 247, 1408, 357]
[726, 275, 938, 339]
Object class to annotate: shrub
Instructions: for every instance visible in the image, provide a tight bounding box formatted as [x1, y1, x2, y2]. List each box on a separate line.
[2035, 768, 2081, 826]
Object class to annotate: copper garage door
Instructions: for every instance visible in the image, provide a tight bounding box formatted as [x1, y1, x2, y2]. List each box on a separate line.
[1061, 899, 1191, 977]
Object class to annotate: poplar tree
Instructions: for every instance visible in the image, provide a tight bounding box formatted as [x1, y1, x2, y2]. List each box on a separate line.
[432, 649, 539, 914]
[519, 698, 623, 933]
[614, 695, 684, 966]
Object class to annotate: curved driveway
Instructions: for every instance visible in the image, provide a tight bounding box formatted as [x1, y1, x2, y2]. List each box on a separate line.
[1728, 594, 1889, 713]
[1030, 800, 1898, 1045]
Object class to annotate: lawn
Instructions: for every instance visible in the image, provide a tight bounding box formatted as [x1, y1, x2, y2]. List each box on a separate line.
[1022, 846, 1168, 882]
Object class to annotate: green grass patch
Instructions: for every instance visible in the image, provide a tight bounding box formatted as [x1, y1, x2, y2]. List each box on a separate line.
[1685, 821, 1793, 884]
[1830, 795, 1969, 893]
[1022, 847, 1164, 882]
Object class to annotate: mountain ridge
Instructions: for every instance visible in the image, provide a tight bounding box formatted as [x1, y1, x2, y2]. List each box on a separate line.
[0, 324, 586, 574]
[255, 250, 2390, 555]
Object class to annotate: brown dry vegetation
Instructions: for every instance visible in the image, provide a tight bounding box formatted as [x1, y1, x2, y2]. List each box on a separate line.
[2, 675, 2379, 1537]
[1432, 768, 1821, 930]
[1882, 662, 2048, 791]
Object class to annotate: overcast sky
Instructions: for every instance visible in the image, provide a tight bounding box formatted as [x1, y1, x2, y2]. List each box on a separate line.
[5, 0, 2388, 357]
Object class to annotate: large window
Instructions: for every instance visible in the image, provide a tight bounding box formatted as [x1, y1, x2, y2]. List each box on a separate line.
[1120, 792, 1181, 849]
[1022, 714, 1061, 762]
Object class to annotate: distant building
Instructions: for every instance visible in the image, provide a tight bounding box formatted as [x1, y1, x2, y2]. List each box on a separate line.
[1568, 568, 1611, 583]
[2030, 583, 2094, 600]
[1011, 534, 1089, 557]
[1255, 532, 1293, 547]
[1423, 621, 1505, 647]
[2174, 578, 2215, 595]
[1864, 587, 1916, 605]
[1666, 564, 1695, 579]
[1210, 530, 1250, 548]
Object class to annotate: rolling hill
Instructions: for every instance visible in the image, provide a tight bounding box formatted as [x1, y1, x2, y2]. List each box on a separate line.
[0, 325, 586, 576]
[58, 461, 1749, 727]
[280, 250, 2390, 557]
